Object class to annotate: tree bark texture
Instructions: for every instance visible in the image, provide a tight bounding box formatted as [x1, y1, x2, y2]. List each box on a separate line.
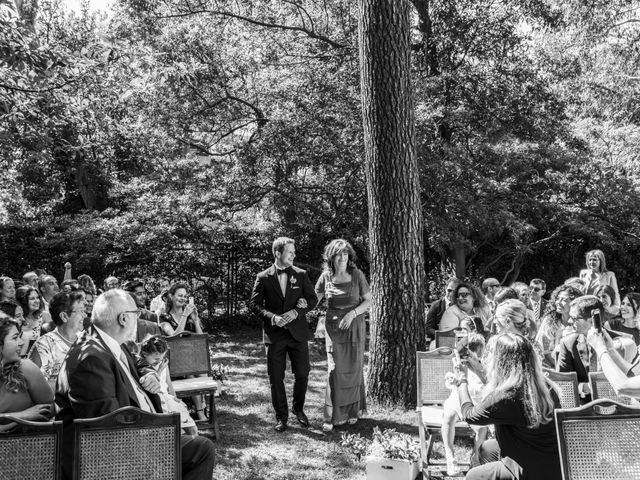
[358, 0, 426, 407]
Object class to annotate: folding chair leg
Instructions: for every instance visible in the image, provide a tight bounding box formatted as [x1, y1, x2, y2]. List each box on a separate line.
[425, 431, 435, 466]
[208, 393, 220, 439]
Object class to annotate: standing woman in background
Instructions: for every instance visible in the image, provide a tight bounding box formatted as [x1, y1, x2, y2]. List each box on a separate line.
[579, 249, 620, 307]
[315, 239, 371, 432]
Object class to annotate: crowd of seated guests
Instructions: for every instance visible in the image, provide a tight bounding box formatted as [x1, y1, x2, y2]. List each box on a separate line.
[0, 265, 215, 480]
[429, 248, 640, 478]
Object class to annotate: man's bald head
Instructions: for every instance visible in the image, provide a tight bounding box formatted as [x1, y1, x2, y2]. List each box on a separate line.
[92, 289, 138, 342]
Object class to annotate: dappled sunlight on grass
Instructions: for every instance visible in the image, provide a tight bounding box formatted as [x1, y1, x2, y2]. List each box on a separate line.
[208, 328, 425, 480]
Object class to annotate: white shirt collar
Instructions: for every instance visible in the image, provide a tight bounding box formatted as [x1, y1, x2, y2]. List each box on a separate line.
[94, 326, 124, 359]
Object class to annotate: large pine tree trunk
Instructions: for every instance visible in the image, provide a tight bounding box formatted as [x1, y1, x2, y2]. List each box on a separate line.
[359, 0, 427, 406]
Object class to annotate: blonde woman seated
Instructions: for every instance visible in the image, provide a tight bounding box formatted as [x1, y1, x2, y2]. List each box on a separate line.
[442, 330, 487, 476]
[579, 249, 620, 307]
[440, 282, 490, 332]
[451, 333, 562, 480]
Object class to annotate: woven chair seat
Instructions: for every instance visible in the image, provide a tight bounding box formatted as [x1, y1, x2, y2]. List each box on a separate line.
[555, 399, 640, 480]
[0, 416, 62, 480]
[172, 377, 218, 396]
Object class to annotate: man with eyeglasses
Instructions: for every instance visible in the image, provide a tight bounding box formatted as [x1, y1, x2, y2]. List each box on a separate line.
[481, 278, 501, 314]
[528, 279, 547, 322]
[426, 277, 461, 340]
[55, 289, 215, 480]
[557, 295, 602, 403]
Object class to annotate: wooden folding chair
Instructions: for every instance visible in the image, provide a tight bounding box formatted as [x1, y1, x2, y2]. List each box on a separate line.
[73, 406, 181, 480]
[166, 331, 220, 438]
[555, 399, 640, 480]
[544, 368, 580, 408]
[0, 415, 63, 480]
[589, 371, 634, 405]
[434, 329, 458, 349]
[416, 348, 475, 471]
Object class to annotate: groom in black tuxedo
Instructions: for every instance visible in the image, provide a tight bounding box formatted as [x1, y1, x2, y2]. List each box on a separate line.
[249, 237, 316, 432]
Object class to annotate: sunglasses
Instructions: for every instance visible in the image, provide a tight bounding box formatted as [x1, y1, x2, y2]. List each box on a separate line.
[457, 292, 471, 299]
[530, 286, 542, 292]
[488, 284, 500, 288]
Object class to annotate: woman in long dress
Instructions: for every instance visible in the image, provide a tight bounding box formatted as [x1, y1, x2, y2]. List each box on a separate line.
[315, 239, 371, 432]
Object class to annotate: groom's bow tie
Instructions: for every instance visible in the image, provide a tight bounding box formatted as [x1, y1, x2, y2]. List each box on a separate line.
[276, 267, 292, 276]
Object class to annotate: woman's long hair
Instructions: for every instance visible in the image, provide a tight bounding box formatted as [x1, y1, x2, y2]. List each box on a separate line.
[0, 318, 27, 393]
[321, 239, 357, 276]
[586, 249, 608, 273]
[165, 283, 190, 314]
[484, 333, 556, 428]
[15, 285, 43, 318]
[541, 284, 582, 322]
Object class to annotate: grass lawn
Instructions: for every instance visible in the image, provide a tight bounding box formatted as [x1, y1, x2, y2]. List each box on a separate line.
[206, 327, 472, 480]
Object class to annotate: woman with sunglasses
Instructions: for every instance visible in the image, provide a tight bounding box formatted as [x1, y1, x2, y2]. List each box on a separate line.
[28, 291, 86, 388]
[440, 282, 490, 331]
[0, 316, 53, 429]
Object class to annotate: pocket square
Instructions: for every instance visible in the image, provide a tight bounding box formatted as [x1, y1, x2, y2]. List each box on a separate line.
[291, 286, 300, 290]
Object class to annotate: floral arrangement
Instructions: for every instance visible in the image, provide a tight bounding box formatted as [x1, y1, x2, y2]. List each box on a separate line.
[340, 427, 421, 462]
[210, 363, 228, 382]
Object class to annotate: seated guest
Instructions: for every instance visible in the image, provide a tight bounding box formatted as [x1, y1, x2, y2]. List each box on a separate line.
[55, 289, 215, 480]
[528, 278, 547, 323]
[60, 279, 80, 293]
[442, 332, 487, 475]
[605, 292, 640, 346]
[440, 282, 490, 331]
[150, 278, 171, 314]
[15, 286, 52, 357]
[481, 277, 501, 315]
[579, 249, 620, 307]
[159, 283, 204, 336]
[28, 291, 85, 388]
[453, 332, 562, 480]
[22, 271, 39, 289]
[38, 275, 59, 312]
[535, 285, 582, 368]
[588, 328, 640, 397]
[138, 335, 197, 435]
[123, 279, 159, 323]
[102, 275, 120, 292]
[0, 318, 53, 428]
[77, 274, 97, 295]
[0, 276, 16, 302]
[595, 284, 620, 319]
[426, 277, 460, 340]
[557, 295, 603, 403]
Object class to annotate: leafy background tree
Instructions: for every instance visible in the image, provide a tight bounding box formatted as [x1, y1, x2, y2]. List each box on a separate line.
[3, 0, 640, 363]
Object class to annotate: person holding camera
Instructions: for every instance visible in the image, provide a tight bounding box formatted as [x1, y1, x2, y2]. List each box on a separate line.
[158, 283, 203, 336]
[451, 332, 562, 480]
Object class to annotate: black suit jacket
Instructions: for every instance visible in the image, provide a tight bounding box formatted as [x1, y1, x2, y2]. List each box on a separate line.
[55, 326, 162, 479]
[249, 264, 316, 343]
[557, 333, 591, 403]
[426, 298, 448, 339]
[528, 298, 548, 320]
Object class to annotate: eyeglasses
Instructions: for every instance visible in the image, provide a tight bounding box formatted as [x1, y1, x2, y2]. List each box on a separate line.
[446, 289, 454, 293]
[457, 292, 471, 299]
[69, 309, 85, 314]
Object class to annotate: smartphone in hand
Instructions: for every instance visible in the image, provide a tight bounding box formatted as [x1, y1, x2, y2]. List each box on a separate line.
[188, 296, 195, 307]
[591, 308, 602, 334]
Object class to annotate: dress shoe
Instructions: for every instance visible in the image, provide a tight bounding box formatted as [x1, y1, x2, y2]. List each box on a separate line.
[292, 408, 310, 428]
[274, 420, 288, 432]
